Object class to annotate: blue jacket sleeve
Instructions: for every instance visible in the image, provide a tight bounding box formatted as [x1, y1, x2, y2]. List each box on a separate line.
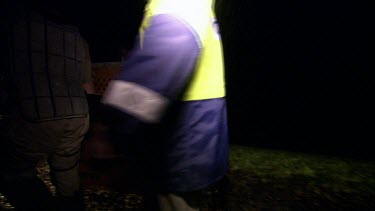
[102, 14, 201, 136]
[117, 14, 201, 100]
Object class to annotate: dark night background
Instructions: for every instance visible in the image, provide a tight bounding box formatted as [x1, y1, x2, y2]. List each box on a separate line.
[36, 0, 373, 159]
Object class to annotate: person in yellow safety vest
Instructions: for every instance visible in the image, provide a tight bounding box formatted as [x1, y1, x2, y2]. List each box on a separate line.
[102, 0, 229, 210]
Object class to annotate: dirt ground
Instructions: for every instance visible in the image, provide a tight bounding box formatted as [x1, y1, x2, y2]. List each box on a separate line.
[1, 159, 374, 211]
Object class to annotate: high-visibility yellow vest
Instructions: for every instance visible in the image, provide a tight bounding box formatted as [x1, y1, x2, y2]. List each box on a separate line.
[141, 0, 225, 101]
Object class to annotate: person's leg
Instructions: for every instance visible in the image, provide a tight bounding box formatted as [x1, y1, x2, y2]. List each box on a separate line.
[0, 116, 61, 211]
[157, 193, 200, 211]
[157, 176, 230, 211]
[0, 170, 57, 211]
[48, 117, 89, 210]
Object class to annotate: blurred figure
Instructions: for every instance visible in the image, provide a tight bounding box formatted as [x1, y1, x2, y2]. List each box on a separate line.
[0, 0, 93, 210]
[102, 0, 229, 210]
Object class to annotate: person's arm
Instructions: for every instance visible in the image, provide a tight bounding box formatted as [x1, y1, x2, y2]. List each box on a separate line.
[102, 14, 201, 134]
[80, 37, 96, 94]
[82, 82, 96, 95]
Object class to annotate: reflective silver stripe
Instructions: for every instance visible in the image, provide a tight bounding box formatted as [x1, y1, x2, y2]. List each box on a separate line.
[102, 80, 169, 123]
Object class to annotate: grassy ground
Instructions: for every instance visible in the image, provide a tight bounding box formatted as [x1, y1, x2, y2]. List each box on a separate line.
[223, 145, 375, 210]
[1, 144, 374, 210]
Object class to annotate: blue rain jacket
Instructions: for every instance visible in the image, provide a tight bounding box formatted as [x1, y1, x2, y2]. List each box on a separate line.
[102, 7, 229, 192]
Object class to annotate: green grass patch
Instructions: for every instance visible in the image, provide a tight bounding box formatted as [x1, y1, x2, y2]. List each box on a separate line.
[224, 145, 375, 210]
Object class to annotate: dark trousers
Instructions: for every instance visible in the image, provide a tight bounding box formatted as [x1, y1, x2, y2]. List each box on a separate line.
[0, 115, 89, 211]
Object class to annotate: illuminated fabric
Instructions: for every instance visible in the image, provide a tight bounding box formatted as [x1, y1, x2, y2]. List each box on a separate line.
[102, 80, 168, 123]
[142, 0, 226, 101]
[103, 14, 200, 123]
